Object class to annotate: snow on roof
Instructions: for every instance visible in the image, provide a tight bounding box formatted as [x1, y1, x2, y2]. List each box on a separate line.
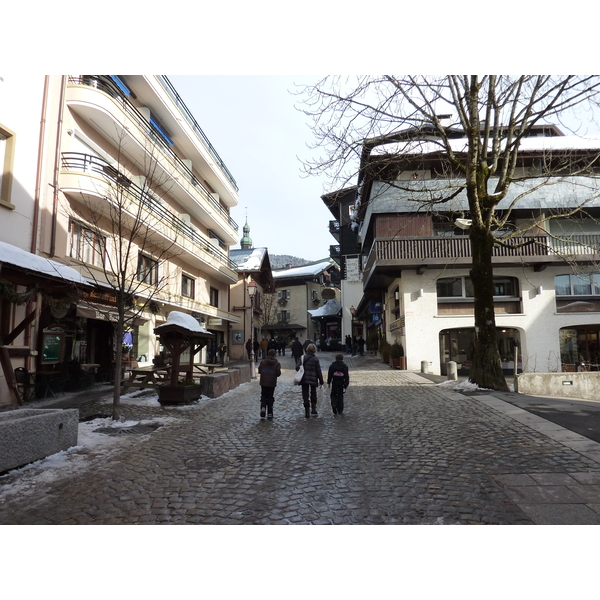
[154, 310, 211, 334]
[273, 260, 333, 279]
[308, 299, 342, 318]
[0, 241, 89, 285]
[370, 135, 600, 157]
[230, 247, 267, 272]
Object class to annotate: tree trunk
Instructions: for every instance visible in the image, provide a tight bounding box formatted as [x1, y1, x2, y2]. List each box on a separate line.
[112, 314, 124, 420]
[469, 226, 510, 392]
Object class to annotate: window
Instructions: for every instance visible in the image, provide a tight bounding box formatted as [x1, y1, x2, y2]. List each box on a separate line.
[278, 310, 290, 322]
[137, 254, 158, 286]
[555, 274, 600, 296]
[182, 274, 195, 299]
[437, 276, 517, 299]
[277, 289, 290, 300]
[69, 222, 106, 267]
[209, 286, 219, 308]
[0, 124, 16, 208]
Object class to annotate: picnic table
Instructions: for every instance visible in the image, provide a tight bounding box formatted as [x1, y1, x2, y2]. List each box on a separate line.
[121, 365, 171, 394]
[192, 363, 222, 375]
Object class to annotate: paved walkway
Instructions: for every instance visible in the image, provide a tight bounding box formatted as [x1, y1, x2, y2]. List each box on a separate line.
[2, 353, 600, 524]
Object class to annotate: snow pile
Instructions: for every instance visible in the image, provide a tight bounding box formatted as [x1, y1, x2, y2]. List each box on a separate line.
[436, 380, 492, 393]
[154, 310, 210, 334]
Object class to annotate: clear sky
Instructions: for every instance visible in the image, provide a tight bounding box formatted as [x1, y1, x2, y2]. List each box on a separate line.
[167, 75, 338, 263]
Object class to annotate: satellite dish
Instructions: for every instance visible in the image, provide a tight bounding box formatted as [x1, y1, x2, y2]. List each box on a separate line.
[321, 288, 336, 300]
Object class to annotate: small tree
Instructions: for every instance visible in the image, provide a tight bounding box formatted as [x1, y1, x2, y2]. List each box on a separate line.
[298, 76, 600, 391]
[65, 135, 181, 419]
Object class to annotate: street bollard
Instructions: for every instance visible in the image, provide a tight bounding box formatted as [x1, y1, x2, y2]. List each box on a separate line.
[446, 361, 458, 381]
[421, 360, 429, 374]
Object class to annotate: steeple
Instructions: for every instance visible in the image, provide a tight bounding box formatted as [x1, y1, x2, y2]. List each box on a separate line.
[240, 209, 252, 249]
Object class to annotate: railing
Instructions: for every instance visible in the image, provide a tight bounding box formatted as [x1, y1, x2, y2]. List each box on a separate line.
[365, 234, 600, 271]
[156, 76, 239, 192]
[61, 152, 238, 271]
[67, 76, 238, 232]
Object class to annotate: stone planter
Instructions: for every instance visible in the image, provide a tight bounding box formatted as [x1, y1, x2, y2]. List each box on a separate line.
[391, 357, 407, 369]
[158, 384, 202, 405]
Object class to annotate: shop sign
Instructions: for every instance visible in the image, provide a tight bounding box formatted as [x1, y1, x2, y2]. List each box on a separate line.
[208, 318, 222, 327]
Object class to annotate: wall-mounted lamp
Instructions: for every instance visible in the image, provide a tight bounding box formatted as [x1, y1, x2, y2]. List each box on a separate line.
[455, 218, 472, 230]
[349, 305, 356, 317]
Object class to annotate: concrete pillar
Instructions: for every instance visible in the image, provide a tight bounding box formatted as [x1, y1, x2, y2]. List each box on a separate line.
[446, 361, 458, 381]
[421, 360, 429, 374]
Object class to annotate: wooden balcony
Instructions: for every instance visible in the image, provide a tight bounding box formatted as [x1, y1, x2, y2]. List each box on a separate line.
[363, 234, 600, 289]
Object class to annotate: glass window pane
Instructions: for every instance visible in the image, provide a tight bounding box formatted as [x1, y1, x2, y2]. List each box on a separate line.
[555, 275, 571, 296]
[437, 278, 462, 297]
[572, 275, 592, 295]
[593, 274, 600, 296]
[464, 278, 474, 297]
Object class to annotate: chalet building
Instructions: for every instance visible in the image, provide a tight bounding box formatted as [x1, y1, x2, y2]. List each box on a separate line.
[322, 187, 364, 343]
[272, 259, 341, 347]
[346, 124, 600, 376]
[0, 75, 240, 407]
[230, 222, 275, 361]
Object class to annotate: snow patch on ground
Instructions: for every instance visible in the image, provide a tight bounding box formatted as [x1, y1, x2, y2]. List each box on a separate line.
[436, 380, 492, 393]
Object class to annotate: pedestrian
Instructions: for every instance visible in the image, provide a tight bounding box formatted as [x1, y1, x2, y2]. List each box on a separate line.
[296, 343, 324, 418]
[345, 335, 352, 354]
[258, 348, 281, 419]
[352, 336, 358, 356]
[279, 338, 286, 356]
[357, 335, 365, 356]
[246, 339, 253, 360]
[291, 336, 303, 365]
[218, 342, 227, 366]
[253, 338, 260, 359]
[260, 337, 268, 359]
[327, 353, 349, 415]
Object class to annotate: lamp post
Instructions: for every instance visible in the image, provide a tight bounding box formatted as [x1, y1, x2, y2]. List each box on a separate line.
[247, 279, 257, 379]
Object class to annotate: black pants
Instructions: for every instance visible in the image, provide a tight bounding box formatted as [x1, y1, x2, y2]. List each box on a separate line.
[330, 385, 344, 413]
[301, 384, 318, 408]
[261, 386, 275, 413]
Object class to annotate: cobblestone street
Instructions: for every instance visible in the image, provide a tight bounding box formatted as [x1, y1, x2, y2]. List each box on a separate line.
[2, 353, 600, 525]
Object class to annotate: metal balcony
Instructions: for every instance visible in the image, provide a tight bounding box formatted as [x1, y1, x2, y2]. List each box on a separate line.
[61, 152, 238, 272]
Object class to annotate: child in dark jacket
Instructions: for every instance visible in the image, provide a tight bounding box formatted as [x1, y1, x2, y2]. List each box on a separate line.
[327, 353, 350, 415]
[258, 349, 281, 419]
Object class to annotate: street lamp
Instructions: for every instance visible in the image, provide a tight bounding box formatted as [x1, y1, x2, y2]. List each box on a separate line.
[247, 279, 257, 379]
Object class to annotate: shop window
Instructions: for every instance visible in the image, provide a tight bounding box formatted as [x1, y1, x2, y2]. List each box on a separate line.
[560, 326, 600, 371]
[69, 221, 106, 267]
[137, 254, 158, 286]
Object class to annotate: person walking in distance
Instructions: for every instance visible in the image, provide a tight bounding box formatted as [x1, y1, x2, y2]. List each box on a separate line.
[258, 349, 281, 419]
[296, 343, 323, 418]
[291, 336, 303, 366]
[357, 335, 365, 356]
[327, 353, 349, 415]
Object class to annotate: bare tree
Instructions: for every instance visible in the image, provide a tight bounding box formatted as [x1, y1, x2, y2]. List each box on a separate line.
[64, 136, 182, 418]
[298, 76, 600, 391]
[259, 290, 279, 330]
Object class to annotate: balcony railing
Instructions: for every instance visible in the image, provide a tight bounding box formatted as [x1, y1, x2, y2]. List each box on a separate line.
[329, 220, 340, 235]
[156, 76, 238, 192]
[61, 152, 238, 271]
[365, 235, 600, 271]
[329, 244, 341, 258]
[67, 76, 238, 232]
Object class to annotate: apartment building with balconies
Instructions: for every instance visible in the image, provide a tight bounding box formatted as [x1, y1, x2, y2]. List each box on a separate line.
[350, 125, 600, 376]
[0, 75, 241, 405]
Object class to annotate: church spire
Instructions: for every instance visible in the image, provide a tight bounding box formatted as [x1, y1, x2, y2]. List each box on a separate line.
[240, 209, 253, 249]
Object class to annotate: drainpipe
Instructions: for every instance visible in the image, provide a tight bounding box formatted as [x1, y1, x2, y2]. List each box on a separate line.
[26, 76, 50, 371]
[50, 75, 66, 257]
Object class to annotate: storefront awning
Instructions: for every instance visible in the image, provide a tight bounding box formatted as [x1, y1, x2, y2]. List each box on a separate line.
[76, 302, 147, 326]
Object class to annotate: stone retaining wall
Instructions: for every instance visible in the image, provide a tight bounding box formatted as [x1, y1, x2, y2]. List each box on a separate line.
[516, 372, 600, 401]
[0, 408, 79, 473]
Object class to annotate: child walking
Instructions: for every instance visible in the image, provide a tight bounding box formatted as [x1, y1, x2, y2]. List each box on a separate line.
[327, 353, 350, 415]
[258, 348, 281, 419]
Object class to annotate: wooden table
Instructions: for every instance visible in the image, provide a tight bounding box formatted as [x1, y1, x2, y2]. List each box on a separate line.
[192, 363, 222, 375]
[121, 365, 171, 394]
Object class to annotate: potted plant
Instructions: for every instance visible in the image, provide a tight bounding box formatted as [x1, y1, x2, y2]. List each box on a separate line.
[380, 341, 391, 364]
[390, 341, 405, 369]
